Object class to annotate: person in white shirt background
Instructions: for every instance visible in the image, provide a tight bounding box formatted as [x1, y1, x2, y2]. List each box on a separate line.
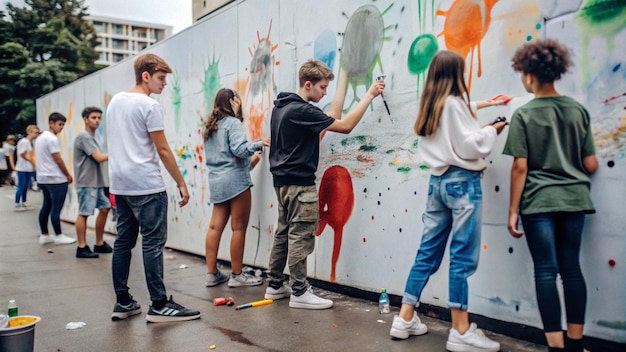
[35, 112, 76, 245]
[14, 125, 39, 211]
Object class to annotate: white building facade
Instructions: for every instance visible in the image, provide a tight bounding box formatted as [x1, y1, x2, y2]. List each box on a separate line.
[87, 15, 172, 66]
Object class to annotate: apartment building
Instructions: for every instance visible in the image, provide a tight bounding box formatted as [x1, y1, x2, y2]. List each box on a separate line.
[87, 15, 173, 66]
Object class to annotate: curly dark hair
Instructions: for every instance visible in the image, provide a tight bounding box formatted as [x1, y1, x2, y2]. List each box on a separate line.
[511, 39, 572, 84]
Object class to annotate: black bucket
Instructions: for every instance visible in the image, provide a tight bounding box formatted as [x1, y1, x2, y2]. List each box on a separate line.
[0, 316, 41, 352]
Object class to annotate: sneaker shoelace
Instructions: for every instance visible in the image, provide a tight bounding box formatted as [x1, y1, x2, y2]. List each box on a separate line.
[166, 296, 185, 311]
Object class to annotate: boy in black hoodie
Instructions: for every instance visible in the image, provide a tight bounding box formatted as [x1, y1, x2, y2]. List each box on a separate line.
[265, 59, 385, 309]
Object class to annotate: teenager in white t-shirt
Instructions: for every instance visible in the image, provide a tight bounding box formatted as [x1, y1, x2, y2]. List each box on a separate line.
[14, 125, 39, 211]
[34, 113, 76, 245]
[107, 53, 199, 323]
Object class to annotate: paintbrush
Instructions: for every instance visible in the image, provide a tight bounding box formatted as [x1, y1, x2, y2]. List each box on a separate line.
[376, 75, 392, 123]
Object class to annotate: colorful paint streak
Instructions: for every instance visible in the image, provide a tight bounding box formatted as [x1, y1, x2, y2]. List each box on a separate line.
[316, 166, 355, 282]
[436, 0, 500, 91]
[575, 0, 626, 83]
[245, 21, 278, 140]
[314, 29, 337, 71]
[202, 51, 222, 117]
[340, 4, 393, 111]
[407, 0, 439, 95]
[171, 70, 182, 132]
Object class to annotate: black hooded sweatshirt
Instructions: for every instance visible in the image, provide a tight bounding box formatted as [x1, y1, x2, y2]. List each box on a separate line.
[269, 92, 334, 187]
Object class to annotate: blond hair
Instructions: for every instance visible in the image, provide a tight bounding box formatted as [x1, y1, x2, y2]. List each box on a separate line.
[298, 59, 334, 87]
[26, 125, 40, 134]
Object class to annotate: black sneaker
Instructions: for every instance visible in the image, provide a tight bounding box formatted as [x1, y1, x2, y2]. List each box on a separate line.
[76, 246, 99, 259]
[111, 299, 142, 321]
[94, 241, 113, 253]
[146, 296, 200, 323]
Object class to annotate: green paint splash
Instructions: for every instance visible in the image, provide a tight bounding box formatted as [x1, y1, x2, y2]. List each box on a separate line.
[359, 144, 377, 152]
[575, 0, 626, 82]
[171, 70, 182, 132]
[202, 50, 222, 116]
[341, 135, 367, 146]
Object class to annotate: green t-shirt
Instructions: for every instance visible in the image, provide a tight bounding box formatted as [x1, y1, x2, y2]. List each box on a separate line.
[502, 96, 596, 215]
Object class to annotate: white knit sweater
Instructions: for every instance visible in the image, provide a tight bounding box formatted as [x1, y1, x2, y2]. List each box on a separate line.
[418, 96, 497, 176]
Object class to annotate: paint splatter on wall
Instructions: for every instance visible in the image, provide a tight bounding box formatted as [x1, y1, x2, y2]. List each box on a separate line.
[36, 0, 626, 344]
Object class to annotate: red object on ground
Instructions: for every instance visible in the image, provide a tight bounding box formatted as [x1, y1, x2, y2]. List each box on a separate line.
[213, 297, 235, 306]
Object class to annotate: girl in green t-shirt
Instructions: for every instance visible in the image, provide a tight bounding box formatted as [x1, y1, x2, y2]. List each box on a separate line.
[504, 39, 598, 352]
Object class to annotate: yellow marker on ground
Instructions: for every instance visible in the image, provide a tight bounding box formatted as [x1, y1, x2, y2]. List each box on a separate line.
[235, 299, 273, 310]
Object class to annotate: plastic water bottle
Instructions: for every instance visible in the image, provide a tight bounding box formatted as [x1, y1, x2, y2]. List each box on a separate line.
[7, 300, 18, 317]
[378, 288, 390, 314]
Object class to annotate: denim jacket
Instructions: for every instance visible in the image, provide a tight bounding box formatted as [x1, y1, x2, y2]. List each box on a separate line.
[204, 117, 263, 203]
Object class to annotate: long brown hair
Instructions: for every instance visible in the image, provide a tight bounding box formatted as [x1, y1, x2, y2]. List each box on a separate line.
[204, 88, 243, 139]
[414, 51, 474, 136]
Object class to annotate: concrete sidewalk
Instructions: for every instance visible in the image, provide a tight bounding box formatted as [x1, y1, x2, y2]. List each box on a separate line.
[0, 186, 546, 352]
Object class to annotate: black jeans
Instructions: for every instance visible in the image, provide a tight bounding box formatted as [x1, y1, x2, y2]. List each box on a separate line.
[38, 182, 69, 235]
[521, 212, 587, 332]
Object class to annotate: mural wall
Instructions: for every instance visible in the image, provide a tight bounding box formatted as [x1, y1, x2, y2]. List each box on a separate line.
[36, 0, 625, 343]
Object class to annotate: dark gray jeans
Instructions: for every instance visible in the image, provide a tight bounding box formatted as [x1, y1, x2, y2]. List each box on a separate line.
[112, 192, 168, 302]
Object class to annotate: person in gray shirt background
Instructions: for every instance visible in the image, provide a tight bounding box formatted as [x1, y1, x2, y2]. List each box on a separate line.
[73, 106, 113, 259]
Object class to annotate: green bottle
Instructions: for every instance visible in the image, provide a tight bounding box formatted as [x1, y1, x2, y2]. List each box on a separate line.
[7, 300, 18, 317]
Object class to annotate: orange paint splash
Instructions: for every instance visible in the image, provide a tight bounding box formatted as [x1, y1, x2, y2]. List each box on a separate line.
[248, 100, 267, 141]
[437, 0, 499, 91]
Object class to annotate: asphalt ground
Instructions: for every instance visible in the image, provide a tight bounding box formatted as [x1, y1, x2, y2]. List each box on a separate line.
[0, 186, 548, 351]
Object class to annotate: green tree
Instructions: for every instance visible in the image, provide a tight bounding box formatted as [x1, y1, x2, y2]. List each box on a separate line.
[0, 0, 99, 137]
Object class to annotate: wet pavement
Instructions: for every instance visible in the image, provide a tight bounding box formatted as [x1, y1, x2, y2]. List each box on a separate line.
[0, 186, 547, 351]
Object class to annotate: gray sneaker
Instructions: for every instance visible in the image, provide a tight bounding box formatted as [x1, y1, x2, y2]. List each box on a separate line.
[264, 283, 293, 300]
[111, 298, 142, 321]
[205, 269, 229, 287]
[228, 272, 262, 287]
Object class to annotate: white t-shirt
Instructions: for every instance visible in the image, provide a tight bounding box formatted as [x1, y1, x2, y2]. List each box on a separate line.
[106, 91, 166, 196]
[418, 96, 497, 176]
[35, 130, 67, 184]
[15, 138, 34, 172]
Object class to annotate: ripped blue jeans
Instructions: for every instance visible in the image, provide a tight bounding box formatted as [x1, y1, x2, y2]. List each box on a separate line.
[402, 166, 483, 310]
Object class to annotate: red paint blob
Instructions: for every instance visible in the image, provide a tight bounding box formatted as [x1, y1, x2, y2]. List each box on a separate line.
[317, 166, 354, 283]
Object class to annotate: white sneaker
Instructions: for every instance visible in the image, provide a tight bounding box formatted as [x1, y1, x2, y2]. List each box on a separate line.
[228, 272, 262, 287]
[390, 312, 428, 339]
[289, 287, 333, 310]
[446, 323, 500, 352]
[21, 203, 33, 209]
[39, 235, 55, 244]
[14, 204, 26, 212]
[265, 283, 293, 300]
[54, 234, 77, 245]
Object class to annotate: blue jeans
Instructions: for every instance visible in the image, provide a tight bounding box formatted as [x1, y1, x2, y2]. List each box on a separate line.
[38, 183, 68, 235]
[112, 192, 168, 302]
[76, 187, 111, 215]
[15, 171, 35, 204]
[521, 212, 587, 332]
[402, 167, 483, 310]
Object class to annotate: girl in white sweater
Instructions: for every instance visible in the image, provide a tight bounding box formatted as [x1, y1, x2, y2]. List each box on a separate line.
[390, 50, 507, 352]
